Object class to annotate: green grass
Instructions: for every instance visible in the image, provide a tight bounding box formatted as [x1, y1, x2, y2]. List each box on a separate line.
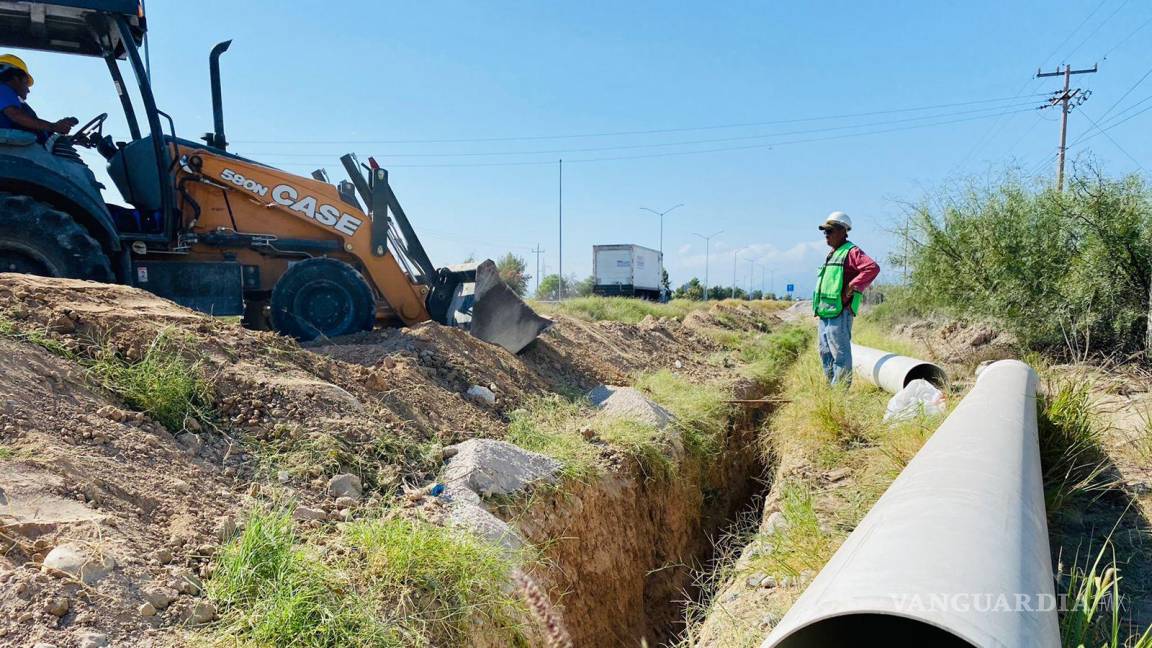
[208, 509, 391, 647]
[506, 397, 601, 480]
[634, 370, 732, 457]
[86, 331, 212, 431]
[1060, 540, 1152, 648]
[344, 517, 525, 645]
[0, 445, 14, 460]
[737, 326, 812, 390]
[207, 508, 526, 648]
[255, 423, 440, 492]
[530, 296, 707, 324]
[852, 315, 924, 359]
[1037, 376, 1114, 517]
[747, 482, 834, 580]
[506, 395, 677, 481]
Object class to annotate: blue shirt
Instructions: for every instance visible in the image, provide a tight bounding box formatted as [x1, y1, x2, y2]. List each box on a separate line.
[0, 84, 31, 130]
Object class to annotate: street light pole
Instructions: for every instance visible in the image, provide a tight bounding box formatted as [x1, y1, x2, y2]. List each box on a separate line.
[641, 204, 683, 299]
[693, 230, 723, 300]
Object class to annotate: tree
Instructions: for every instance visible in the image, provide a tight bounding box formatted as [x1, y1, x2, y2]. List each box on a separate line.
[750, 289, 764, 300]
[674, 278, 705, 300]
[661, 268, 671, 293]
[496, 252, 530, 296]
[572, 275, 596, 297]
[536, 273, 561, 300]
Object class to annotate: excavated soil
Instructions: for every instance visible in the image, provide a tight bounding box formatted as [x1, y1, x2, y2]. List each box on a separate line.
[0, 274, 783, 647]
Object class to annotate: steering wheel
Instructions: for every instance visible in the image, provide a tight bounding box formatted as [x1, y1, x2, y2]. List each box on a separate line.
[71, 113, 108, 148]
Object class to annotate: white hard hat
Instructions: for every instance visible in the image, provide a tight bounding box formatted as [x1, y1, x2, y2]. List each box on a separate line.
[818, 211, 852, 231]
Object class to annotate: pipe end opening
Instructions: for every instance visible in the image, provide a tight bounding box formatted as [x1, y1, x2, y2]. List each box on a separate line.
[772, 613, 975, 648]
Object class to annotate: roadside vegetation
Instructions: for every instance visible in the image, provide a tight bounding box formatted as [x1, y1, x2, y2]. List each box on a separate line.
[206, 507, 527, 647]
[894, 168, 1152, 359]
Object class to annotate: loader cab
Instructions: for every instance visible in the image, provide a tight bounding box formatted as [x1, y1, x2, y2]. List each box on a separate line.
[0, 1, 179, 257]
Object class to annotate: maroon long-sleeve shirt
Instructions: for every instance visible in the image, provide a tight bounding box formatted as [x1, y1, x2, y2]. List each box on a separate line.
[842, 244, 880, 294]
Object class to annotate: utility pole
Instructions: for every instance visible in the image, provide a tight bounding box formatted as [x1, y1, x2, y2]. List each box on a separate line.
[641, 204, 683, 300]
[531, 244, 545, 296]
[693, 230, 723, 300]
[748, 260, 756, 300]
[557, 159, 563, 299]
[1036, 63, 1097, 191]
[731, 249, 741, 299]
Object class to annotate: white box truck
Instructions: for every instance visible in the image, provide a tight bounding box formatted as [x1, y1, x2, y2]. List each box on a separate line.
[592, 244, 663, 301]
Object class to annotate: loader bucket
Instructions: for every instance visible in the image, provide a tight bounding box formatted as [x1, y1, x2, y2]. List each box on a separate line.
[469, 259, 552, 354]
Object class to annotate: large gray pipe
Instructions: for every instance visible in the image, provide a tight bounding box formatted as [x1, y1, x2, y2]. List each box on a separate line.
[851, 343, 947, 394]
[761, 360, 1058, 648]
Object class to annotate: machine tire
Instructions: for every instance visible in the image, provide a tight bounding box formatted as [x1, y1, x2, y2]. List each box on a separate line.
[0, 192, 114, 281]
[269, 257, 375, 341]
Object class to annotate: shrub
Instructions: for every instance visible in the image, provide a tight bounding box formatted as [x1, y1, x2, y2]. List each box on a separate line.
[901, 169, 1152, 357]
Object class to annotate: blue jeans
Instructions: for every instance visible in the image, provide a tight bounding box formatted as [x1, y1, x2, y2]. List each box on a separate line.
[818, 310, 854, 385]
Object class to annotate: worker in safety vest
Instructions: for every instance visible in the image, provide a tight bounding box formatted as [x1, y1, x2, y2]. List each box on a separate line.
[812, 211, 879, 385]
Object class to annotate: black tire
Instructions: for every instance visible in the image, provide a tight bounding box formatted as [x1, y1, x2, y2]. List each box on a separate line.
[0, 192, 113, 281]
[269, 257, 375, 341]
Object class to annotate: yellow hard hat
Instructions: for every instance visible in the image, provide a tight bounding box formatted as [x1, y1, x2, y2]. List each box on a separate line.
[0, 54, 32, 86]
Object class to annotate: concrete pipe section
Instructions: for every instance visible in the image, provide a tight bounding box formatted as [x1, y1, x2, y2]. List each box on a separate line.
[851, 343, 948, 394]
[761, 360, 1059, 648]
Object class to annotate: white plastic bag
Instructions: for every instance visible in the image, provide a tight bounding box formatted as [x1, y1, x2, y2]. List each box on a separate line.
[883, 379, 946, 423]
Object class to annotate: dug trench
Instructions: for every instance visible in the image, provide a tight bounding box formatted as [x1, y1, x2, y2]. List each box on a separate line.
[0, 274, 800, 647]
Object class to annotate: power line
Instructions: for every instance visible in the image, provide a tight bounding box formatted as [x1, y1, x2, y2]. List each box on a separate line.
[1064, 0, 1134, 61]
[264, 106, 1038, 169]
[1097, 61, 1152, 122]
[232, 94, 1048, 146]
[246, 102, 1040, 159]
[1100, 14, 1152, 59]
[1077, 108, 1146, 171]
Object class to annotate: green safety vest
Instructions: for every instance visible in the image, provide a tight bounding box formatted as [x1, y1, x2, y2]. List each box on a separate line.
[813, 242, 863, 318]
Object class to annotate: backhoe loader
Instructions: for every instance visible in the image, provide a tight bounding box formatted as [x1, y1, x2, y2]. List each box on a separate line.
[0, 1, 550, 353]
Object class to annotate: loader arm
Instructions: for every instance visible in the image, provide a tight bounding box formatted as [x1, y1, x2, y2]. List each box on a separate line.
[173, 145, 433, 325]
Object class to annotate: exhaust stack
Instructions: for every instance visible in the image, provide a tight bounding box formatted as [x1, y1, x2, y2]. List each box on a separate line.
[203, 40, 232, 150]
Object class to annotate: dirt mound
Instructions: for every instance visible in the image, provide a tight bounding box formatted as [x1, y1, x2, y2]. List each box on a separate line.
[0, 274, 776, 647]
[683, 301, 783, 333]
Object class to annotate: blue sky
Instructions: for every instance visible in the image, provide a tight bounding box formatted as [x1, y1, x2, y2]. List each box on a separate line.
[11, 0, 1152, 296]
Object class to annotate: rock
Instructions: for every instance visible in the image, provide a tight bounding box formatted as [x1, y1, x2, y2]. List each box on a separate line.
[745, 573, 766, 588]
[181, 601, 217, 625]
[674, 360, 683, 369]
[142, 587, 178, 610]
[446, 500, 525, 553]
[214, 516, 238, 541]
[277, 470, 291, 484]
[77, 632, 109, 648]
[826, 467, 852, 482]
[42, 544, 115, 585]
[465, 385, 496, 407]
[44, 596, 70, 617]
[334, 496, 358, 509]
[152, 548, 173, 564]
[32, 643, 59, 648]
[184, 418, 202, 432]
[442, 439, 562, 498]
[138, 602, 157, 617]
[586, 385, 676, 430]
[327, 473, 363, 500]
[292, 505, 327, 522]
[175, 433, 202, 454]
[171, 572, 203, 596]
[440, 446, 459, 460]
[763, 511, 789, 536]
[760, 575, 778, 589]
